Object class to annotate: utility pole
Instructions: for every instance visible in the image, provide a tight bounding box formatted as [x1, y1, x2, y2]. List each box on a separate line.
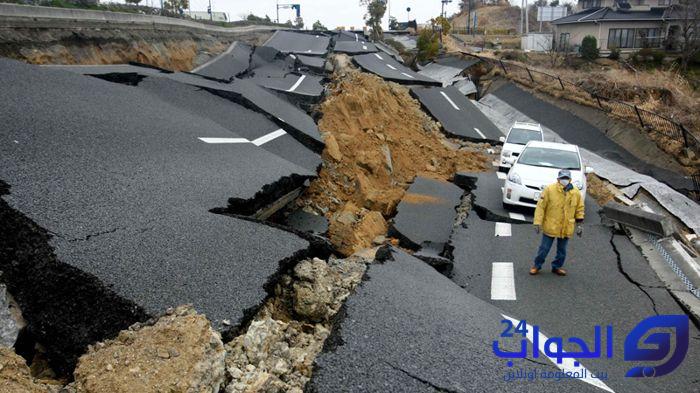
[524, 0, 529, 35]
[208, 0, 212, 21]
[276, 0, 279, 24]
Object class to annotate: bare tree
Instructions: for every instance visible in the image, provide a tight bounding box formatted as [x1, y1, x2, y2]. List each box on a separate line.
[673, 0, 699, 71]
[361, 0, 387, 41]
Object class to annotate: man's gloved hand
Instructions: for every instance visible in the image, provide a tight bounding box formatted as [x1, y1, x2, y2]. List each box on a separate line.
[576, 225, 583, 237]
[534, 225, 541, 234]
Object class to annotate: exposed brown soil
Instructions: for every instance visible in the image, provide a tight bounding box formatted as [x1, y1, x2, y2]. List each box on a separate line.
[586, 173, 616, 206]
[300, 63, 490, 256]
[0, 347, 60, 393]
[70, 306, 226, 393]
[0, 28, 272, 71]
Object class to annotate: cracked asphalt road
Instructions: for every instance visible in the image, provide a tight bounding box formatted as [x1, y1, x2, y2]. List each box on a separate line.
[451, 169, 700, 393]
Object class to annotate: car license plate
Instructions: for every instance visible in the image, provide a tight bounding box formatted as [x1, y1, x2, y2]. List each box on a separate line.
[534, 192, 541, 200]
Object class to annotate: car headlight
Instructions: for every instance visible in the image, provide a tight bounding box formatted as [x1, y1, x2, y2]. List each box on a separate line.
[507, 172, 522, 185]
[574, 180, 583, 190]
[502, 150, 512, 157]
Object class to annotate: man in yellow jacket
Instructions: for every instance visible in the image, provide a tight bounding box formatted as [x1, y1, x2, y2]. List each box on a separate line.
[529, 169, 585, 276]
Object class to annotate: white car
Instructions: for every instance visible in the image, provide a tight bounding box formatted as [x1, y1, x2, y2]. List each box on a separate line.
[498, 122, 544, 172]
[502, 141, 593, 209]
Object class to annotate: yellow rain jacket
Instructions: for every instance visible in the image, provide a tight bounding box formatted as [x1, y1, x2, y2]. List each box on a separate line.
[533, 182, 585, 238]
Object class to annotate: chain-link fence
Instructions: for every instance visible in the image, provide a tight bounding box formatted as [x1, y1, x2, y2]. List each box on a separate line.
[471, 54, 700, 159]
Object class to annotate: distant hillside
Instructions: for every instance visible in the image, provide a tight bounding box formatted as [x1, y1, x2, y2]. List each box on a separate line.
[451, 5, 547, 35]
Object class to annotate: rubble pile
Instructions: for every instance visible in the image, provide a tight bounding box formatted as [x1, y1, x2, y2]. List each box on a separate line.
[302, 61, 490, 255]
[224, 255, 369, 393]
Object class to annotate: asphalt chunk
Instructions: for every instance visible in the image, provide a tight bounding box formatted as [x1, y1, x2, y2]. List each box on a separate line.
[263, 30, 330, 55]
[353, 52, 440, 86]
[412, 86, 503, 142]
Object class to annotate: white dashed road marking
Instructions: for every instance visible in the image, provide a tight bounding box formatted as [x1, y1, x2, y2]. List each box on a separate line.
[491, 262, 516, 300]
[508, 212, 526, 221]
[496, 172, 507, 180]
[386, 64, 397, 70]
[374, 53, 384, 60]
[495, 222, 512, 237]
[198, 137, 249, 144]
[440, 91, 460, 110]
[400, 72, 415, 79]
[473, 127, 486, 139]
[287, 75, 306, 92]
[251, 129, 287, 146]
[199, 129, 287, 147]
[500, 315, 616, 393]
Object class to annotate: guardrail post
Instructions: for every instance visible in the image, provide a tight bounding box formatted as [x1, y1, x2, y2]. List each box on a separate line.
[498, 59, 507, 75]
[526, 67, 535, 82]
[633, 105, 645, 129]
[592, 93, 604, 111]
[680, 124, 690, 150]
[557, 76, 565, 90]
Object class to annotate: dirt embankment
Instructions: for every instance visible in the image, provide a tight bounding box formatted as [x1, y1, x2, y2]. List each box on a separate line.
[0, 27, 271, 70]
[299, 57, 490, 255]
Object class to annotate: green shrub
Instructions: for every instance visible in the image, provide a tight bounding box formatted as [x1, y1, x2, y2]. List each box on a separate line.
[501, 50, 528, 62]
[651, 50, 665, 64]
[416, 29, 440, 62]
[581, 35, 599, 60]
[608, 46, 620, 60]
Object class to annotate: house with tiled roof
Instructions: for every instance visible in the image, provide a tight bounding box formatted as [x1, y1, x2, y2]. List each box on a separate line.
[551, 0, 686, 54]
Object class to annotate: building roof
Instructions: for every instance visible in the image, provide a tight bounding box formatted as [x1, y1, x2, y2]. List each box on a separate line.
[552, 6, 676, 25]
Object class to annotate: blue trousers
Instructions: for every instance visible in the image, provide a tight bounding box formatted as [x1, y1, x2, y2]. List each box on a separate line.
[534, 234, 569, 270]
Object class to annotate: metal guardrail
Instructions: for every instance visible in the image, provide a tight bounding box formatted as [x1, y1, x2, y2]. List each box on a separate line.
[469, 53, 700, 158]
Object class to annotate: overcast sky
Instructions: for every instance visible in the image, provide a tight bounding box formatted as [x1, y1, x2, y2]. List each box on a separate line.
[184, 0, 463, 30]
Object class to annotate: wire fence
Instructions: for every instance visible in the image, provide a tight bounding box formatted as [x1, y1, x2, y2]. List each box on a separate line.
[469, 54, 700, 159]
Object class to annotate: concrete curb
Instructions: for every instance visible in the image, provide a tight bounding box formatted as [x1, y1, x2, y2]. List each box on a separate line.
[602, 202, 674, 237]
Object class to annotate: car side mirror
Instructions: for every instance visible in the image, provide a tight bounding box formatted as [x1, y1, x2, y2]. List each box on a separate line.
[585, 166, 594, 174]
[499, 136, 506, 143]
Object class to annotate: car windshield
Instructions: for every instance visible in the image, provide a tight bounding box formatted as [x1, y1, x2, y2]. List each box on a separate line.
[517, 147, 580, 170]
[506, 128, 542, 145]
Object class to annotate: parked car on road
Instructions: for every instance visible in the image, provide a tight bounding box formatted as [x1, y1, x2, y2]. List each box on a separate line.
[498, 122, 544, 172]
[502, 141, 593, 209]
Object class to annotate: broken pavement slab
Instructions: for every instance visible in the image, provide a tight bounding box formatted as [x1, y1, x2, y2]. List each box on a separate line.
[263, 30, 330, 55]
[136, 77, 321, 172]
[458, 172, 532, 223]
[389, 177, 464, 273]
[191, 41, 252, 81]
[0, 58, 315, 374]
[332, 41, 377, 55]
[602, 202, 674, 237]
[353, 52, 440, 86]
[417, 55, 479, 87]
[412, 86, 503, 142]
[308, 248, 582, 393]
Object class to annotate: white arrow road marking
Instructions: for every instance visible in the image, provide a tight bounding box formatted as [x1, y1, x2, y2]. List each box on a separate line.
[497, 172, 507, 180]
[374, 53, 384, 60]
[251, 129, 287, 146]
[491, 263, 516, 300]
[500, 315, 616, 393]
[386, 64, 397, 70]
[440, 91, 460, 110]
[198, 137, 249, 144]
[473, 127, 486, 139]
[509, 212, 526, 221]
[495, 222, 512, 237]
[287, 75, 306, 92]
[199, 129, 287, 147]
